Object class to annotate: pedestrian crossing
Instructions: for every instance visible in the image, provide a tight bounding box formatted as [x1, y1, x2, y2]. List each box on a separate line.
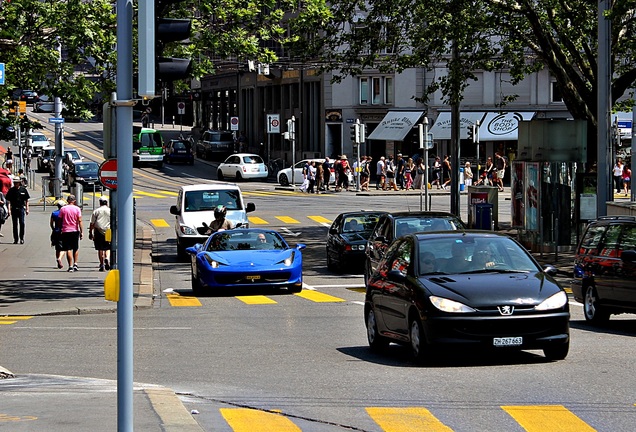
[193, 404, 614, 431]
[166, 287, 356, 307]
[151, 214, 331, 228]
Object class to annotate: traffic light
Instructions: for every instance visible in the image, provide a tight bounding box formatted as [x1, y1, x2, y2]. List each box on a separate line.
[359, 124, 366, 143]
[467, 124, 476, 143]
[138, 0, 193, 99]
[350, 124, 360, 144]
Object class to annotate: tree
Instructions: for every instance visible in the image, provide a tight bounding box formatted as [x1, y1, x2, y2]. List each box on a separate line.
[318, 0, 636, 163]
[0, 0, 117, 120]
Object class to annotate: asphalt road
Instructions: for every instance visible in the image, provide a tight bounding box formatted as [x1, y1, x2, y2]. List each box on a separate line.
[3, 114, 636, 431]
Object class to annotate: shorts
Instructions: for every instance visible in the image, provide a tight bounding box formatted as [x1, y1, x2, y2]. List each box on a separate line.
[497, 169, 505, 180]
[51, 231, 63, 252]
[93, 230, 111, 251]
[61, 231, 80, 252]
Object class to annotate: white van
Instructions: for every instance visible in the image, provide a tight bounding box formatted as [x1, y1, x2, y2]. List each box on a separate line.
[170, 183, 256, 259]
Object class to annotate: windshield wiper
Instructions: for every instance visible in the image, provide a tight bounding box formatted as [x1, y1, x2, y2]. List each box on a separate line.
[460, 269, 529, 274]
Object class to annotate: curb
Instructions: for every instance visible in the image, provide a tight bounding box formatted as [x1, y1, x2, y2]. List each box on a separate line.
[134, 222, 155, 310]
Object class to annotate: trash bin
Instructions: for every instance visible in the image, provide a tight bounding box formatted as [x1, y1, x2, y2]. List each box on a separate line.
[474, 203, 493, 230]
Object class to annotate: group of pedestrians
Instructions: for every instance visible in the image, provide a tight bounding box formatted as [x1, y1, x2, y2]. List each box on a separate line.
[613, 158, 632, 196]
[49, 195, 111, 272]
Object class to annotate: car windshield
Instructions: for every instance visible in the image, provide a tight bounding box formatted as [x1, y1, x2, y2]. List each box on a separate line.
[76, 163, 98, 174]
[394, 216, 464, 238]
[206, 231, 287, 252]
[417, 236, 539, 276]
[31, 135, 47, 142]
[65, 150, 80, 159]
[343, 214, 381, 233]
[184, 190, 242, 212]
[242, 155, 263, 164]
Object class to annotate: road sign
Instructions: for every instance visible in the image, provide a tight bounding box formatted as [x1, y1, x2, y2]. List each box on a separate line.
[48, 117, 65, 124]
[177, 101, 185, 115]
[98, 159, 118, 190]
[267, 114, 280, 134]
[0, 63, 5, 85]
[230, 116, 239, 131]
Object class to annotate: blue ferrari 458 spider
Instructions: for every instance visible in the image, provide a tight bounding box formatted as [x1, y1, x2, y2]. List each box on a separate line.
[186, 228, 306, 294]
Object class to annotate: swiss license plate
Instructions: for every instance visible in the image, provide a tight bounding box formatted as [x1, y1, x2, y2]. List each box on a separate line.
[493, 337, 523, 347]
[246, 275, 261, 281]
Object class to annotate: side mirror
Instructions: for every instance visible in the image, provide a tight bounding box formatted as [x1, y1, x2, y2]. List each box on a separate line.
[246, 202, 256, 213]
[387, 269, 407, 282]
[329, 227, 338, 235]
[543, 265, 558, 276]
[296, 243, 306, 250]
[169, 205, 179, 215]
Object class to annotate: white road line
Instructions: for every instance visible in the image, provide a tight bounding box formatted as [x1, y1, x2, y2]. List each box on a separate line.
[310, 284, 365, 288]
[14, 327, 193, 330]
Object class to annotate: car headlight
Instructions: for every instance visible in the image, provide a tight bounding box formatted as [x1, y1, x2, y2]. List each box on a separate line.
[203, 255, 220, 268]
[430, 295, 476, 313]
[280, 251, 295, 267]
[180, 225, 197, 235]
[535, 291, 568, 311]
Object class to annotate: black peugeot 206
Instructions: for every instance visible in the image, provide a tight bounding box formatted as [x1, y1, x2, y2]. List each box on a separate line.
[326, 211, 386, 272]
[365, 231, 570, 363]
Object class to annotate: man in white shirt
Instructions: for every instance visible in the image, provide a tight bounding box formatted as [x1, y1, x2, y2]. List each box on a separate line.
[89, 197, 111, 271]
[376, 156, 386, 190]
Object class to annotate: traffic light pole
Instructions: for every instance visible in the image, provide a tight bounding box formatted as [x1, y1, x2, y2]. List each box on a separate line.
[116, 0, 134, 430]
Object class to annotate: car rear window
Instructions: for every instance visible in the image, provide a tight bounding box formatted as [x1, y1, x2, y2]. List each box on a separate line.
[242, 155, 263, 164]
[184, 190, 242, 212]
[394, 216, 463, 237]
[578, 224, 607, 256]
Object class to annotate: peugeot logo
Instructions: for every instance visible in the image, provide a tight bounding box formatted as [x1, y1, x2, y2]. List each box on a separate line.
[498, 306, 514, 315]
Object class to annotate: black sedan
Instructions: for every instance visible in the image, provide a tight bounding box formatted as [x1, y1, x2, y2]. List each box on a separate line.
[66, 161, 101, 191]
[326, 211, 385, 272]
[365, 232, 570, 363]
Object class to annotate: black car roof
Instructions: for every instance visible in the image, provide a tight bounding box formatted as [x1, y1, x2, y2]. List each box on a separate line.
[337, 210, 387, 217]
[387, 211, 460, 218]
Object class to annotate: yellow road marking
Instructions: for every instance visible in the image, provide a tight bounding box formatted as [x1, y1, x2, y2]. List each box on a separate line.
[158, 190, 179, 196]
[294, 290, 345, 303]
[0, 316, 32, 325]
[220, 408, 301, 432]
[243, 190, 297, 196]
[366, 407, 453, 432]
[308, 215, 332, 224]
[0, 413, 38, 421]
[236, 295, 277, 304]
[348, 287, 366, 293]
[166, 294, 202, 307]
[502, 405, 596, 432]
[150, 219, 170, 228]
[133, 189, 168, 198]
[276, 216, 300, 224]
[248, 216, 269, 225]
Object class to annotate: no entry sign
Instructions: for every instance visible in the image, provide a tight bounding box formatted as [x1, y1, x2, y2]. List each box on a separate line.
[99, 159, 118, 190]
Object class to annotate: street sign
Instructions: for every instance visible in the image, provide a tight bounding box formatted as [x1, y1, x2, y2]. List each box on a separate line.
[98, 159, 118, 190]
[267, 114, 280, 134]
[0, 63, 5, 85]
[177, 101, 185, 115]
[48, 117, 65, 124]
[230, 116, 239, 131]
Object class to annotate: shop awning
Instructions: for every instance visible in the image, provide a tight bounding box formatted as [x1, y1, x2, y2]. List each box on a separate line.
[367, 111, 424, 141]
[429, 112, 486, 140]
[478, 112, 535, 141]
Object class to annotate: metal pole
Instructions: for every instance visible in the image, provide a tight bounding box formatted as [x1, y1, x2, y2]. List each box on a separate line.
[116, 0, 134, 429]
[291, 116, 296, 186]
[54, 38, 64, 199]
[424, 117, 429, 211]
[597, 0, 611, 217]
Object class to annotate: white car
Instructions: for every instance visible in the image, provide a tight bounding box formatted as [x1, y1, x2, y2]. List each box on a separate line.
[217, 153, 268, 181]
[169, 183, 256, 259]
[277, 159, 354, 186]
[25, 131, 51, 155]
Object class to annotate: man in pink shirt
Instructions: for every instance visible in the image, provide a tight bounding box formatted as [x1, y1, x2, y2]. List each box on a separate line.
[59, 194, 84, 272]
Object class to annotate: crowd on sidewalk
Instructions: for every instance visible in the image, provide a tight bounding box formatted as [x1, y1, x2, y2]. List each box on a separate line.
[613, 157, 632, 196]
[296, 151, 510, 194]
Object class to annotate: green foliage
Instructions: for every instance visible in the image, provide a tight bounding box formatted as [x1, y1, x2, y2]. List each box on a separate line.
[319, 0, 636, 127]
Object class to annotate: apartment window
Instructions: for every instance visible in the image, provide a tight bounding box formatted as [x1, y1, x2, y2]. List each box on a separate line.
[551, 82, 564, 103]
[360, 78, 369, 104]
[359, 76, 394, 106]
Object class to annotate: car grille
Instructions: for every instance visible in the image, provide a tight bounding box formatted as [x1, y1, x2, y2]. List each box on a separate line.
[451, 315, 566, 338]
[215, 272, 292, 285]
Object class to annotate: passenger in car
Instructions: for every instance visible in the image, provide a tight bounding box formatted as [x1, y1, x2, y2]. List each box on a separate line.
[420, 252, 436, 274]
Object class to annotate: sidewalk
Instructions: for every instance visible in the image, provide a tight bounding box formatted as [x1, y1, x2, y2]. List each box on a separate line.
[0, 202, 203, 431]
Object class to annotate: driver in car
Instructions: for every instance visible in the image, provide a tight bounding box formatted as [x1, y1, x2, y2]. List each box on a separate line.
[206, 205, 233, 234]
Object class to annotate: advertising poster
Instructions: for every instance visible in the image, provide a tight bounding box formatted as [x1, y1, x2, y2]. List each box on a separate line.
[511, 162, 524, 228]
[525, 163, 539, 231]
